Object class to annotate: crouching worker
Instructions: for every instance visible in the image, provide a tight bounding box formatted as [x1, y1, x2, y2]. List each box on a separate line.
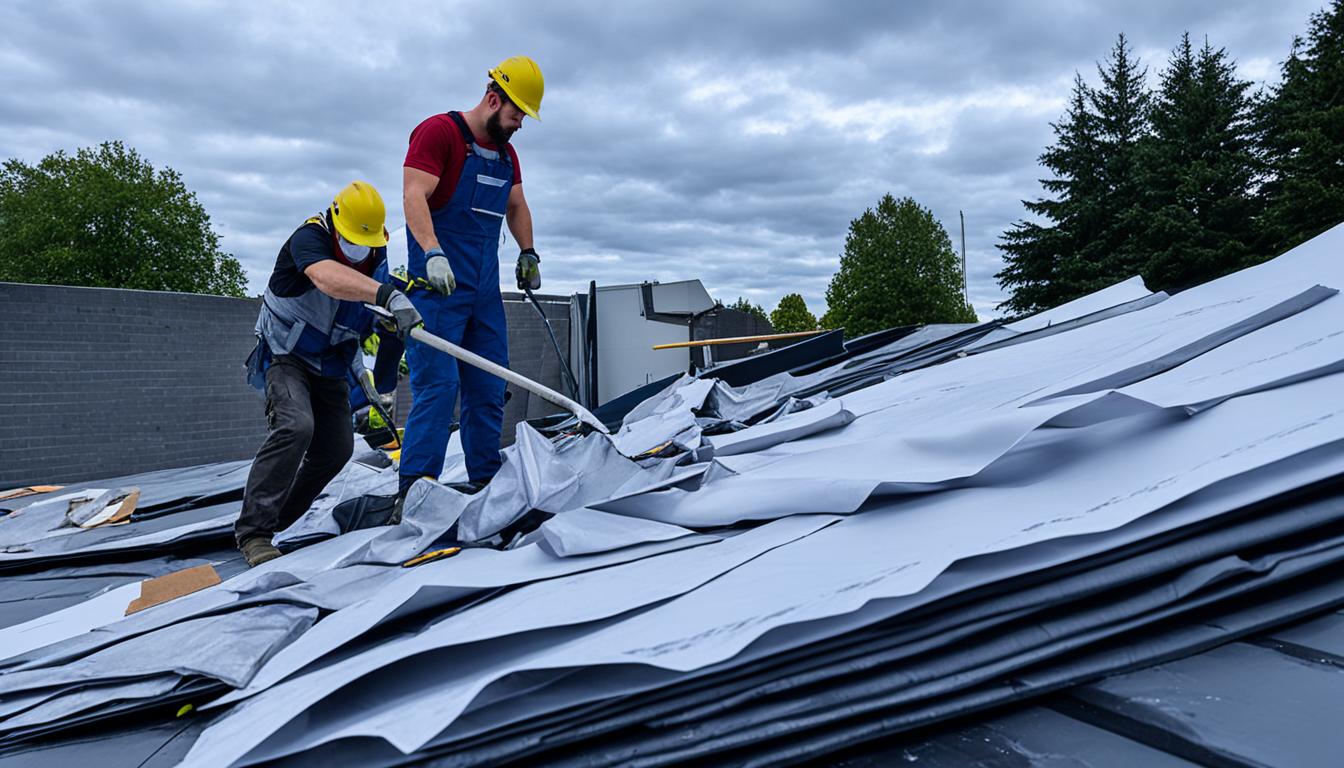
[237, 181, 421, 567]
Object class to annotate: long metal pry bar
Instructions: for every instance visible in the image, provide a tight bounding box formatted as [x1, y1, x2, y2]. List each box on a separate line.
[365, 304, 610, 435]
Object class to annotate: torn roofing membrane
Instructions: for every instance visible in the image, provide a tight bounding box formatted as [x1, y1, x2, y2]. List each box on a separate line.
[4, 224, 1344, 766]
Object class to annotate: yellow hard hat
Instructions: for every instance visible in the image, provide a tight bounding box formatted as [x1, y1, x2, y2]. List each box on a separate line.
[330, 181, 390, 248]
[489, 56, 544, 120]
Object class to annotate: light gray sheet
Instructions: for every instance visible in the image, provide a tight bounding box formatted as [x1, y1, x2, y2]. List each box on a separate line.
[538, 508, 702, 558]
[1003, 275, 1153, 333]
[209, 530, 728, 707]
[202, 515, 834, 732]
[0, 604, 316, 737]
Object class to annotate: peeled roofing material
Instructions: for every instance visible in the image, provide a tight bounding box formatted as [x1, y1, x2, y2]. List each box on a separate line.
[3, 225, 1344, 766]
[229, 377, 1340, 763]
[1002, 274, 1155, 333]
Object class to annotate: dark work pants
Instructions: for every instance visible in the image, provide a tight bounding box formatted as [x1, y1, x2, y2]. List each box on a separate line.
[236, 358, 353, 545]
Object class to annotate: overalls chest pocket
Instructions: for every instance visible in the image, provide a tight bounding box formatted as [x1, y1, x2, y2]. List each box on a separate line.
[460, 143, 512, 222]
[469, 171, 511, 220]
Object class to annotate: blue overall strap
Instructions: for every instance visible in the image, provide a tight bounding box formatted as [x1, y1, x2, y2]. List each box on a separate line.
[446, 111, 513, 169]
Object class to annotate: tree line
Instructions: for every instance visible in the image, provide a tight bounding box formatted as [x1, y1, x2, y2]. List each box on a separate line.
[998, 2, 1344, 315]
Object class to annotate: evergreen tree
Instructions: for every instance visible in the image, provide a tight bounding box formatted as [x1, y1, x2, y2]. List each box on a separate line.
[997, 74, 1103, 315]
[1140, 34, 1259, 292]
[1081, 33, 1152, 288]
[1258, 0, 1344, 256]
[825, 194, 976, 336]
[769, 293, 818, 333]
[0, 141, 246, 296]
[997, 34, 1150, 314]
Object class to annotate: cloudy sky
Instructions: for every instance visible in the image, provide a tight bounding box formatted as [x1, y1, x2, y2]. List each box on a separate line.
[0, 1, 1322, 318]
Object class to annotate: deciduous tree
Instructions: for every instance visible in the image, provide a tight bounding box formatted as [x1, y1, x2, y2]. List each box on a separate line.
[0, 141, 246, 296]
[769, 293, 817, 333]
[825, 194, 975, 336]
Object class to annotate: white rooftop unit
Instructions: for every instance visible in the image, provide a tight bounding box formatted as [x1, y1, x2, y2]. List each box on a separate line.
[569, 279, 716, 405]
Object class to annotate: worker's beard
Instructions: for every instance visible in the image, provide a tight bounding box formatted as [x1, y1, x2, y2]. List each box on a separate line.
[486, 109, 516, 145]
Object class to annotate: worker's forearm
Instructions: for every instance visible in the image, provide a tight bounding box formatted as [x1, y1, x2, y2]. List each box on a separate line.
[403, 192, 440, 253]
[507, 203, 534, 251]
[306, 261, 382, 304]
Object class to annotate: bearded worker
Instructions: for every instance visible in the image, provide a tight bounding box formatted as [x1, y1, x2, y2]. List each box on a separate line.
[398, 56, 545, 502]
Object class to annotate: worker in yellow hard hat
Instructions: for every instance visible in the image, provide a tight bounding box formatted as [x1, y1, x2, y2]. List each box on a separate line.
[398, 56, 545, 501]
[237, 181, 421, 567]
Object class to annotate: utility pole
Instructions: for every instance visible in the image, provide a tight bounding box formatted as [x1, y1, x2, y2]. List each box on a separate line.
[959, 210, 968, 299]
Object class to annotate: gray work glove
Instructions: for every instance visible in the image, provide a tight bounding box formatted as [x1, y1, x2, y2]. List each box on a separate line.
[516, 248, 541, 290]
[375, 284, 422, 340]
[424, 248, 456, 295]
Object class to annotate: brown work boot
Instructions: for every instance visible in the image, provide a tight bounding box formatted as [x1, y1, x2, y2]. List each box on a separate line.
[240, 536, 282, 567]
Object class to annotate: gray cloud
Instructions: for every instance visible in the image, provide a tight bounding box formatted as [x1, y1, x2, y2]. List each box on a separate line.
[0, 0, 1322, 321]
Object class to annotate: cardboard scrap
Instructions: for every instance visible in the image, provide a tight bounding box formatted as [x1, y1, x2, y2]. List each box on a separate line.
[64, 489, 115, 527]
[108, 488, 139, 523]
[0, 485, 64, 502]
[125, 564, 221, 615]
[79, 488, 140, 528]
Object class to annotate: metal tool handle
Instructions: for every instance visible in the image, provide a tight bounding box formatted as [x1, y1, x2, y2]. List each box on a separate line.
[357, 368, 401, 448]
[523, 287, 581, 399]
[365, 304, 610, 435]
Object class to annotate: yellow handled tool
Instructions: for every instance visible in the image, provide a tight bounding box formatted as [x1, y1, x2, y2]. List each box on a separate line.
[402, 546, 462, 567]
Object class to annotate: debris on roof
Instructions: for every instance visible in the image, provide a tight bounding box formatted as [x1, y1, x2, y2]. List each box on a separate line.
[3, 225, 1344, 766]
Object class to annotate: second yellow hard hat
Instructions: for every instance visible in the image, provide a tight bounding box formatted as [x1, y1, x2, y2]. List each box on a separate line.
[330, 181, 389, 248]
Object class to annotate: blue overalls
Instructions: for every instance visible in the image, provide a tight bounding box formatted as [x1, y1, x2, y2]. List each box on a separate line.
[401, 112, 512, 485]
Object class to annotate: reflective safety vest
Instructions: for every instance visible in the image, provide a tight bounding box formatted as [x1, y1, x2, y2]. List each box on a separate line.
[253, 213, 383, 377]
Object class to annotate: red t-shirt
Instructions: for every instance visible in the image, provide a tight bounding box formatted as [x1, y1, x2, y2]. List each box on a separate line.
[404, 113, 522, 211]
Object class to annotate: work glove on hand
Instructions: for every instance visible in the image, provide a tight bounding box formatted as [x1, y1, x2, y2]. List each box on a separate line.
[424, 248, 456, 295]
[375, 284, 423, 341]
[516, 248, 541, 291]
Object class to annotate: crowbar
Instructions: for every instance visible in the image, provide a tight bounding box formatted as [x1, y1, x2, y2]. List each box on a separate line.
[365, 304, 610, 435]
